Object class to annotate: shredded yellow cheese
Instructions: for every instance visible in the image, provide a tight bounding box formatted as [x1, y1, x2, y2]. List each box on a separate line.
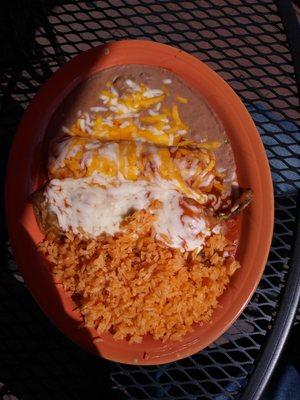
[176, 96, 188, 104]
[53, 78, 225, 205]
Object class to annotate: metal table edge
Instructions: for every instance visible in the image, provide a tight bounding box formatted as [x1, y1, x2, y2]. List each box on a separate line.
[242, 208, 300, 399]
[241, 2, 300, 398]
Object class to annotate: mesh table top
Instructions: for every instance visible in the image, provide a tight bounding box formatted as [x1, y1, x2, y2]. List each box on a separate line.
[0, 1, 299, 399]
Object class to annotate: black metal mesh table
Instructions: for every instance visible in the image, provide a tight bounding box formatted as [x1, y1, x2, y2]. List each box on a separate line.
[0, 1, 299, 399]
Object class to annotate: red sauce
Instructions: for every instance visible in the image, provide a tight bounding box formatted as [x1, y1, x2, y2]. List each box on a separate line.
[180, 197, 241, 257]
[225, 215, 241, 257]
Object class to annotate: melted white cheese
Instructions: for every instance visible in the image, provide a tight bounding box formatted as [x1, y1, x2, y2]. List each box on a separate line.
[44, 177, 211, 251]
[98, 142, 119, 162]
[50, 137, 73, 168]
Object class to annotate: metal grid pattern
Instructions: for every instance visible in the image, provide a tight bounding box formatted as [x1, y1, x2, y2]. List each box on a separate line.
[0, 1, 299, 399]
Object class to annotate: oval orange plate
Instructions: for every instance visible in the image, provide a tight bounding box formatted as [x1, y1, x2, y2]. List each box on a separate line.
[5, 40, 274, 365]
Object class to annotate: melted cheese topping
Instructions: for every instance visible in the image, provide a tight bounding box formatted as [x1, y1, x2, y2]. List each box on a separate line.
[45, 178, 211, 252]
[66, 78, 220, 151]
[44, 78, 227, 250]
[48, 137, 224, 204]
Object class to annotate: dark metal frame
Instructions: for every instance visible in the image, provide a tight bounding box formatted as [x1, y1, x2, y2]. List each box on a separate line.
[242, 212, 300, 399]
[242, 2, 300, 397]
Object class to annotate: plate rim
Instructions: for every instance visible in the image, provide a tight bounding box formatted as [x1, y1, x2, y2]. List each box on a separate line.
[5, 39, 274, 365]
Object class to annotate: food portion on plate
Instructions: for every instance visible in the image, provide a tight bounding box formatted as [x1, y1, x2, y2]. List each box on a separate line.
[32, 65, 252, 343]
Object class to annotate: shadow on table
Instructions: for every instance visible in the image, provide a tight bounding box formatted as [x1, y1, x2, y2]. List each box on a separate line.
[262, 324, 300, 400]
[0, 2, 123, 398]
